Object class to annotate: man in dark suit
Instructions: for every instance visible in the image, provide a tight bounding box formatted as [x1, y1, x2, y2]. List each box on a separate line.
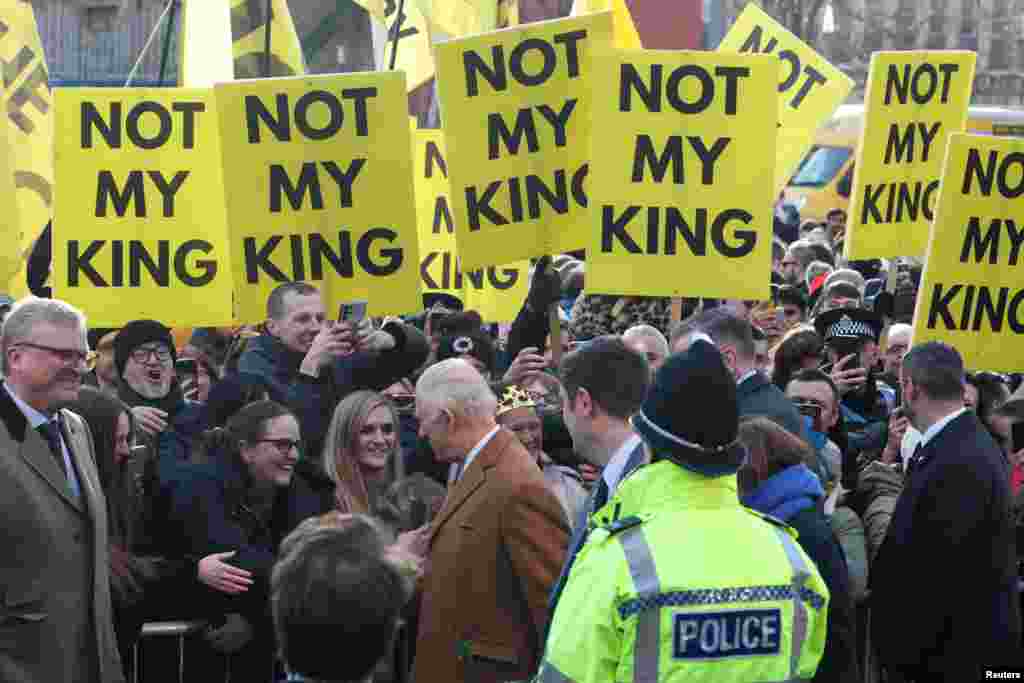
[675, 309, 808, 440]
[871, 342, 1020, 681]
[408, 359, 569, 683]
[548, 337, 650, 615]
[0, 297, 124, 683]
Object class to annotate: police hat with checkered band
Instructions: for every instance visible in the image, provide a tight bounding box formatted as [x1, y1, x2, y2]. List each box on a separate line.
[813, 307, 884, 345]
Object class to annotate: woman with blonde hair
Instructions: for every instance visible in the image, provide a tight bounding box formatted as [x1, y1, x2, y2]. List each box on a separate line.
[322, 390, 403, 516]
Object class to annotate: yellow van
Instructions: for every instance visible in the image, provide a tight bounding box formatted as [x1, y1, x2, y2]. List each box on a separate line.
[783, 105, 1024, 222]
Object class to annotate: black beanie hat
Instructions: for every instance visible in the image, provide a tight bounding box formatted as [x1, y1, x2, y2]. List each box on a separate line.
[435, 332, 496, 375]
[632, 339, 745, 477]
[114, 320, 176, 377]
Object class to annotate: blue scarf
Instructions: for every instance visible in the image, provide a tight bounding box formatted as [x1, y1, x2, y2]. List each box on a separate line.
[742, 464, 824, 523]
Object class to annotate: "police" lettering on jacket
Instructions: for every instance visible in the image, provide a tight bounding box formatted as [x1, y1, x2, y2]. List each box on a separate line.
[672, 609, 781, 660]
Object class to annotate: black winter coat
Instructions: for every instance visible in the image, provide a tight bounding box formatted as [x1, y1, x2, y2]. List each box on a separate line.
[160, 454, 335, 623]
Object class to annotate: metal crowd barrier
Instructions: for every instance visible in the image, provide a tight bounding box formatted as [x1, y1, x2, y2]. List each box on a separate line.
[131, 620, 208, 683]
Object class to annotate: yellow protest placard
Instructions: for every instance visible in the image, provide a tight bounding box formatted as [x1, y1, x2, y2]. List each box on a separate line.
[912, 133, 1024, 371]
[412, 129, 529, 322]
[587, 49, 778, 300]
[52, 89, 234, 326]
[844, 51, 976, 259]
[435, 12, 614, 270]
[718, 2, 854, 193]
[0, 1, 54, 295]
[216, 73, 422, 323]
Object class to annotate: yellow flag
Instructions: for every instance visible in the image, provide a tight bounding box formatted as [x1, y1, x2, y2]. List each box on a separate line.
[0, 113, 22, 285]
[497, 0, 519, 28]
[179, 0, 234, 87]
[180, 0, 306, 87]
[0, 0, 54, 294]
[571, 0, 640, 48]
[346, 0, 436, 92]
[352, 0, 387, 21]
[416, 0, 498, 38]
[231, 0, 306, 78]
[387, 0, 435, 91]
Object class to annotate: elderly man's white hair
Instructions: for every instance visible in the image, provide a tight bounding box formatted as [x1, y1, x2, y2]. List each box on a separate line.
[885, 323, 913, 349]
[416, 358, 498, 418]
[622, 324, 669, 357]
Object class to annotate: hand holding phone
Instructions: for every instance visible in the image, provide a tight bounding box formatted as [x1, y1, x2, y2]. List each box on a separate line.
[338, 301, 368, 324]
[830, 353, 868, 395]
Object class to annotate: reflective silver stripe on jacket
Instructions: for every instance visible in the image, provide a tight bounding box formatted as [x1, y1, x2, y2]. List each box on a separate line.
[535, 661, 577, 683]
[772, 527, 813, 680]
[618, 525, 660, 683]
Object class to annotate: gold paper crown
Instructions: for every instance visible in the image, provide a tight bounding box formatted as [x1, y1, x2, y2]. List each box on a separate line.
[496, 385, 536, 416]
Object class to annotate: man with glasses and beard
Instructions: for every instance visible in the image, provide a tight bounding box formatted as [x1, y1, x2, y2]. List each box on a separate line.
[114, 320, 207, 471]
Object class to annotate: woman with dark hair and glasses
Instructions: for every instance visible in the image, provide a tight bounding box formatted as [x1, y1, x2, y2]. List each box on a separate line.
[162, 400, 335, 680]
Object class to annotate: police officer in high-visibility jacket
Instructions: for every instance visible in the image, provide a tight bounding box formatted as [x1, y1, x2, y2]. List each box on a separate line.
[537, 335, 829, 683]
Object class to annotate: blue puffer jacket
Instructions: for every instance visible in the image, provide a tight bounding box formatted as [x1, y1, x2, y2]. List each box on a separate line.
[743, 465, 860, 683]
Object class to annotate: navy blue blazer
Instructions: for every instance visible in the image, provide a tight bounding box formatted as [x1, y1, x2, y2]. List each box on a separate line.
[870, 411, 1020, 680]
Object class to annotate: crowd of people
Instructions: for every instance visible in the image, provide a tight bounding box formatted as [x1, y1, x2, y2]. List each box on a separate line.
[1, 203, 1022, 683]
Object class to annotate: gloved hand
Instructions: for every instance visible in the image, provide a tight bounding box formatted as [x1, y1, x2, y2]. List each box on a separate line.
[204, 613, 254, 654]
[527, 256, 562, 313]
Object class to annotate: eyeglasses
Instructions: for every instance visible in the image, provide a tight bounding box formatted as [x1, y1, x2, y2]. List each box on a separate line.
[130, 345, 172, 363]
[15, 343, 88, 366]
[254, 438, 301, 455]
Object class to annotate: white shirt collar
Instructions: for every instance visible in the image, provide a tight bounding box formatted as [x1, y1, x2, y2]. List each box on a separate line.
[601, 433, 643, 495]
[461, 425, 501, 478]
[919, 407, 968, 448]
[4, 381, 54, 428]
